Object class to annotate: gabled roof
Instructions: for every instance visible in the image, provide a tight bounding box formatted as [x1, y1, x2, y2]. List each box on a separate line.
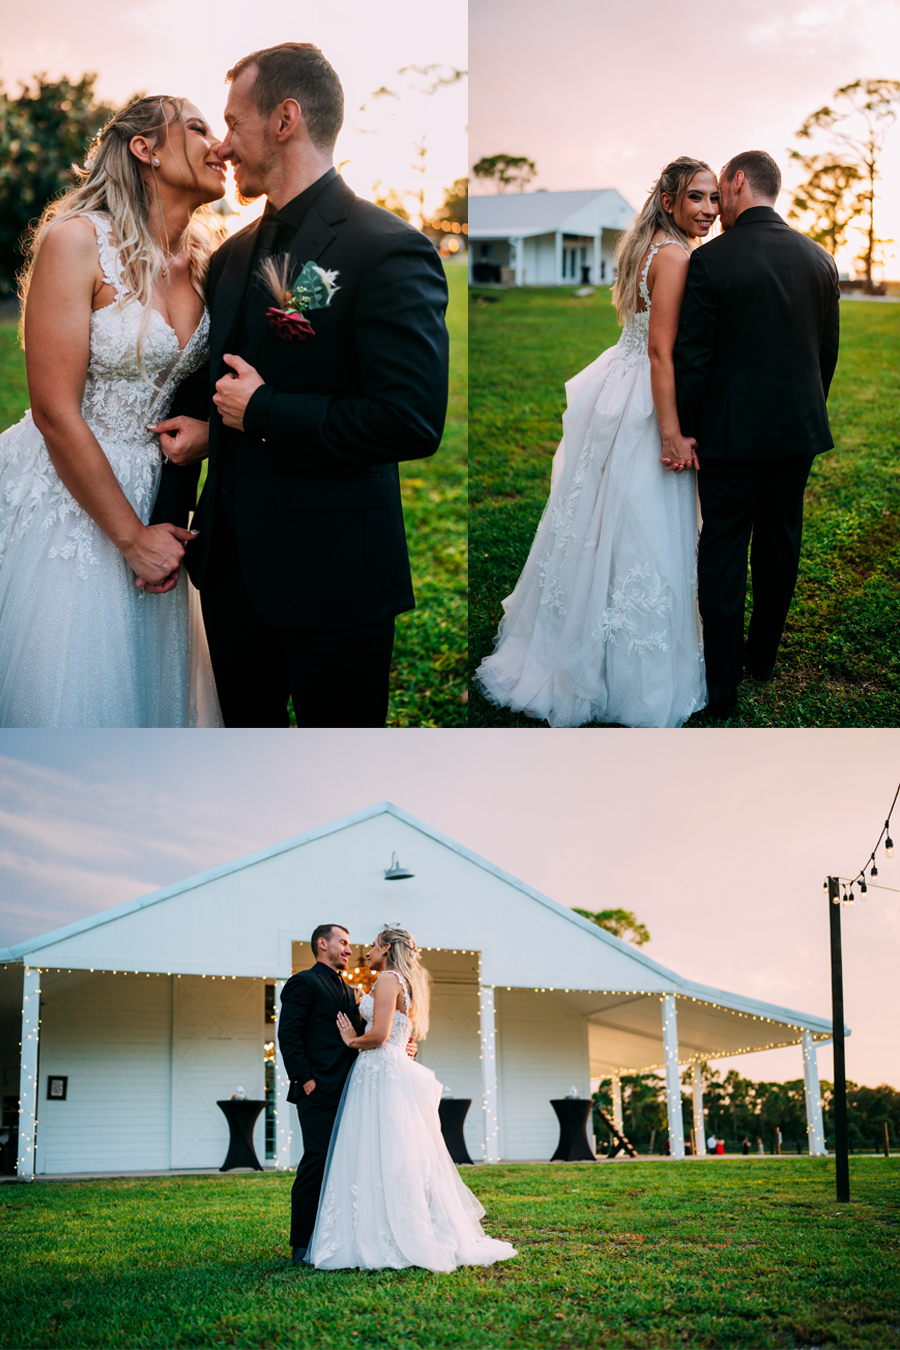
[469, 187, 636, 239]
[0, 803, 837, 1047]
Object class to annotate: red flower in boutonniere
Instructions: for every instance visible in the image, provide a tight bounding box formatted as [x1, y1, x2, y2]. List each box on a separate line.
[258, 257, 340, 342]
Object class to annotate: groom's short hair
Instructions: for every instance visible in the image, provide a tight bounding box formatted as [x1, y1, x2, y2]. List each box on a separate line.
[722, 151, 781, 202]
[311, 923, 348, 956]
[227, 43, 344, 153]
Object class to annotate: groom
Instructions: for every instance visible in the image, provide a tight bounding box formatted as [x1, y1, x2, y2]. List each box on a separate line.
[673, 150, 840, 719]
[150, 43, 449, 727]
[277, 923, 416, 1265]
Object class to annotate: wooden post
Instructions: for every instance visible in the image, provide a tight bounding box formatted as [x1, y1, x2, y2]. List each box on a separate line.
[828, 876, 850, 1202]
[802, 1031, 826, 1155]
[272, 978, 292, 1170]
[884, 1122, 891, 1158]
[692, 1063, 707, 1156]
[17, 967, 40, 1181]
[479, 986, 500, 1163]
[661, 995, 685, 1160]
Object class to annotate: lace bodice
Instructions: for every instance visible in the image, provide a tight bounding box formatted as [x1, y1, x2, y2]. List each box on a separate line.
[616, 237, 688, 365]
[358, 972, 411, 1050]
[0, 213, 209, 578]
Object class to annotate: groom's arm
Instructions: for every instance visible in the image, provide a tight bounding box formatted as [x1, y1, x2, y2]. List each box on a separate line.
[241, 231, 449, 474]
[819, 265, 841, 398]
[673, 249, 718, 441]
[277, 976, 316, 1085]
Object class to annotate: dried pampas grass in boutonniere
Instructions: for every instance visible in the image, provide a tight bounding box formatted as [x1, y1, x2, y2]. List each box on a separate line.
[258, 256, 340, 342]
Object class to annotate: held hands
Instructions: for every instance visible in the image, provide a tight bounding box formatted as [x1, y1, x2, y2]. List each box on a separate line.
[128, 523, 198, 591]
[213, 354, 264, 431]
[406, 1037, 417, 1060]
[336, 1011, 356, 1047]
[660, 434, 700, 474]
[148, 415, 209, 466]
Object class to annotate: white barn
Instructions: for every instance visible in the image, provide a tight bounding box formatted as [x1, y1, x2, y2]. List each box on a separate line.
[469, 189, 636, 287]
[0, 803, 836, 1180]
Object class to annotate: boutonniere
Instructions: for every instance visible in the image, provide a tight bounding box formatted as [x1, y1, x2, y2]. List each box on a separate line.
[258, 257, 340, 341]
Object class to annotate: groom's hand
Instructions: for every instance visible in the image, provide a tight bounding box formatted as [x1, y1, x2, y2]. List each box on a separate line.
[406, 1037, 417, 1060]
[303, 1079, 316, 1095]
[214, 354, 265, 432]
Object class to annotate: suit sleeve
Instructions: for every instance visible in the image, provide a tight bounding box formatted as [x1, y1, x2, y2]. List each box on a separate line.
[242, 231, 449, 472]
[673, 249, 719, 440]
[277, 977, 315, 1084]
[819, 263, 841, 398]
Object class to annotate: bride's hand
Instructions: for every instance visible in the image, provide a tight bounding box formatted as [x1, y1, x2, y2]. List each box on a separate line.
[336, 1012, 356, 1047]
[126, 523, 197, 587]
[660, 434, 699, 473]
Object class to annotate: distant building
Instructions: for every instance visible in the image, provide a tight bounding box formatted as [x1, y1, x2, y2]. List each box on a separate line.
[469, 188, 636, 286]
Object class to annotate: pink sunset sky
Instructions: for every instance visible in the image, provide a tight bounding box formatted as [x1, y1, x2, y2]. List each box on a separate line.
[0, 0, 466, 226]
[471, 0, 900, 279]
[1, 728, 898, 1092]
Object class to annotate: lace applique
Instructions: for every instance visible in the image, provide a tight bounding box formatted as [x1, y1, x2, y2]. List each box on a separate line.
[593, 560, 673, 653]
[614, 237, 688, 368]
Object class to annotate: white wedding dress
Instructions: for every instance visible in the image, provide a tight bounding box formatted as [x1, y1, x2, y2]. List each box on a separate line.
[475, 238, 707, 728]
[306, 973, 517, 1272]
[0, 213, 221, 726]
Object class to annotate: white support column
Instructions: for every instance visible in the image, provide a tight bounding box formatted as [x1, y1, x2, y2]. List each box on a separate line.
[479, 985, 500, 1162]
[272, 979, 292, 1170]
[661, 994, 685, 1160]
[802, 1031, 826, 1156]
[555, 231, 563, 285]
[593, 230, 602, 285]
[692, 1063, 707, 1156]
[610, 1072, 623, 1133]
[514, 235, 525, 287]
[17, 967, 40, 1181]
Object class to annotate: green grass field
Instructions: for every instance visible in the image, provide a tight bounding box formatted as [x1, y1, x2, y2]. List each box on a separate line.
[2, 1159, 898, 1348]
[469, 287, 900, 728]
[0, 261, 466, 728]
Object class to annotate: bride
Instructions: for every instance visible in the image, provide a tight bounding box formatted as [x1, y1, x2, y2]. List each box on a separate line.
[475, 157, 718, 728]
[306, 927, 517, 1272]
[0, 95, 223, 726]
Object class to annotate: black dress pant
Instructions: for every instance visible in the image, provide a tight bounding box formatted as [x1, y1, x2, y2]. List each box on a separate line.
[290, 1086, 343, 1250]
[199, 509, 395, 728]
[697, 456, 815, 691]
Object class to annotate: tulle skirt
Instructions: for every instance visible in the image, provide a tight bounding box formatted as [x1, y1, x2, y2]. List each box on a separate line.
[306, 1045, 517, 1272]
[0, 411, 221, 727]
[475, 345, 706, 728]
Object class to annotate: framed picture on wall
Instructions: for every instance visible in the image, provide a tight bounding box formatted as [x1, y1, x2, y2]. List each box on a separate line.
[47, 1076, 67, 1101]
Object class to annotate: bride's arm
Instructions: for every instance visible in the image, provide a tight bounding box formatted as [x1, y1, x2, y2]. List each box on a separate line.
[336, 974, 400, 1049]
[647, 246, 699, 471]
[24, 218, 196, 585]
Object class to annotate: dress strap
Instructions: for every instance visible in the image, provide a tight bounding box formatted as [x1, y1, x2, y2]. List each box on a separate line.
[84, 212, 125, 298]
[383, 970, 410, 1012]
[639, 236, 686, 307]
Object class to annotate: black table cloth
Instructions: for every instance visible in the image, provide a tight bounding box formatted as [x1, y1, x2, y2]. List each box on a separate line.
[550, 1099, 596, 1162]
[216, 1098, 266, 1171]
[438, 1098, 474, 1165]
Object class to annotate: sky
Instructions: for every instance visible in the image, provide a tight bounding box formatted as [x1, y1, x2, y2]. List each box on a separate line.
[471, 0, 900, 279]
[0, 0, 467, 224]
[1, 728, 898, 1091]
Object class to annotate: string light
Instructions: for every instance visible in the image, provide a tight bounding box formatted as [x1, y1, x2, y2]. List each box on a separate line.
[834, 780, 900, 896]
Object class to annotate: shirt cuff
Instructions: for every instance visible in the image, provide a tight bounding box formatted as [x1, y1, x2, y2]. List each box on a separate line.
[244, 384, 273, 440]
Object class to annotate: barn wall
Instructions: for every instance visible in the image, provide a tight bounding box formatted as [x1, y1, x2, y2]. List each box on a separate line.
[496, 990, 591, 1161]
[416, 983, 484, 1160]
[36, 972, 172, 1174]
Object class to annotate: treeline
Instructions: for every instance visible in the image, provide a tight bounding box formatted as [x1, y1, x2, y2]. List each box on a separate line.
[593, 1067, 900, 1153]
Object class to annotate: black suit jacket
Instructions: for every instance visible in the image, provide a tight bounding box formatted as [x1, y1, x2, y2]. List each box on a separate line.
[673, 207, 840, 460]
[153, 174, 449, 627]
[277, 963, 366, 1099]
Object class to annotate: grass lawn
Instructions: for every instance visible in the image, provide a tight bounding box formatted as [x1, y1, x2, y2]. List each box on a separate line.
[2, 1159, 898, 1348]
[0, 260, 466, 729]
[469, 287, 900, 728]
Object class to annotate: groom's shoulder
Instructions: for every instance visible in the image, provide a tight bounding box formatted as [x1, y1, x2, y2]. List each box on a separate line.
[282, 967, 317, 996]
[337, 187, 438, 252]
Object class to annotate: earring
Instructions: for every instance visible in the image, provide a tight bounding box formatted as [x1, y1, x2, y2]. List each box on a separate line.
[153, 158, 160, 166]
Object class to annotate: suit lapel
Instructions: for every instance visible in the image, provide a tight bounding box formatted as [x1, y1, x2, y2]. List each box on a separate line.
[312, 963, 347, 1013]
[210, 223, 259, 375]
[244, 206, 338, 366]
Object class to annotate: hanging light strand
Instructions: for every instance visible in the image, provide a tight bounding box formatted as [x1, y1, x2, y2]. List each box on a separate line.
[830, 779, 900, 905]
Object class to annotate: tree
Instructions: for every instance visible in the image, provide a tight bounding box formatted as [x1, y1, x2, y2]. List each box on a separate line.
[795, 79, 900, 291]
[472, 154, 537, 194]
[572, 907, 650, 946]
[434, 177, 467, 228]
[787, 152, 862, 257]
[371, 182, 410, 221]
[0, 73, 118, 294]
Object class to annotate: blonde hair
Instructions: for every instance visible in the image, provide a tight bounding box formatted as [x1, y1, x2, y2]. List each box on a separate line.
[378, 927, 431, 1039]
[18, 95, 216, 379]
[612, 156, 713, 322]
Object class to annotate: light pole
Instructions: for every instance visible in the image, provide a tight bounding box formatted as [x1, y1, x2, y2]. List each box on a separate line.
[827, 876, 849, 1202]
